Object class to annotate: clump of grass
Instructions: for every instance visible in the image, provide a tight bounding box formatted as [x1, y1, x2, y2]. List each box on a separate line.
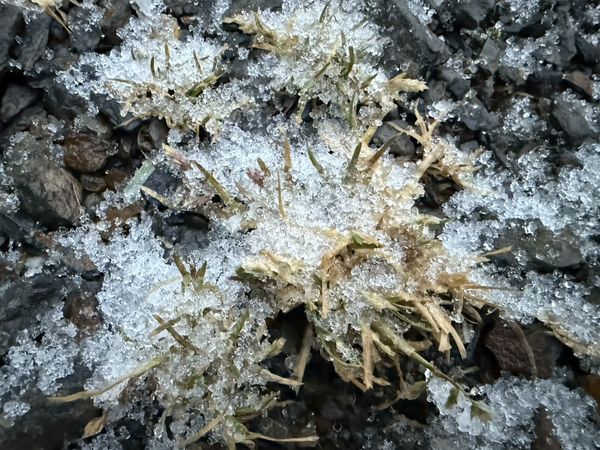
[46, 1, 505, 446]
[224, 6, 427, 132]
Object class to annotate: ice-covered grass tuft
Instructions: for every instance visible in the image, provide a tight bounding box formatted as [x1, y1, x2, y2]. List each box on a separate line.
[1, 0, 600, 447]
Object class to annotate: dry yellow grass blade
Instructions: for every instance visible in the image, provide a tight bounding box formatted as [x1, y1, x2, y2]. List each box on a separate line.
[361, 322, 375, 389]
[245, 432, 319, 444]
[292, 323, 314, 393]
[49, 356, 166, 403]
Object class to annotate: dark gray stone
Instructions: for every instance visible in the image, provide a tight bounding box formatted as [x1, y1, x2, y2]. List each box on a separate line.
[479, 38, 502, 73]
[524, 70, 563, 98]
[0, 84, 39, 123]
[0, 104, 47, 150]
[6, 136, 83, 228]
[69, 5, 103, 52]
[0, 267, 66, 354]
[91, 93, 140, 130]
[495, 223, 584, 270]
[372, 120, 416, 159]
[367, 0, 450, 68]
[451, 0, 494, 29]
[423, 79, 448, 105]
[100, 0, 133, 46]
[44, 82, 88, 121]
[576, 35, 600, 66]
[439, 68, 470, 99]
[552, 98, 594, 144]
[455, 100, 500, 132]
[152, 211, 210, 251]
[0, 4, 22, 75]
[558, 26, 577, 67]
[0, 212, 34, 245]
[15, 13, 51, 71]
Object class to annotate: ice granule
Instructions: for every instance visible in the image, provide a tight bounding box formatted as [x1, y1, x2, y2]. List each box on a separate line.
[499, 97, 547, 141]
[2, 400, 30, 420]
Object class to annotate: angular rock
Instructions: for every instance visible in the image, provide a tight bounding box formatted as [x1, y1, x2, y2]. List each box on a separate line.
[0, 360, 100, 450]
[455, 100, 500, 132]
[552, 98, 594, 144]
[484, 319, 563, 378]
[495, 224, 583, 270]
[11, 155, 82, 228]
[372, 121, 416, 160]
[558, 26, 577, 67]
[69, 5, 103, 53]
[368, 0, 450, 68]
[0, 4, 22, 75]
[524, 70, 564, 98]
[451, 0, 494, 29]
[0, 266, 72, 354]
[564, 70, 594, 98]
[152, 211, 210, 251]
[44, 83, 88, 121]
[439, 68, 470, 99]
[479, 38, 501, 73]
[576, 35, 600, 66]
[0, 84, 39, 123]
[15, 13, 51, 71]
[0, 105, 48, 151]
[100, 0, 133, 46]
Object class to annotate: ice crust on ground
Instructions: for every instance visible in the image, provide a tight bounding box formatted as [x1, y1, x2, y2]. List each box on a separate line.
[442, 143, 600, 355]
[426, 373, 600, 450]
[1, 0, 600, 447]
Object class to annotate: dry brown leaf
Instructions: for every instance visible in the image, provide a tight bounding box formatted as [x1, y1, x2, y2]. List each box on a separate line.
[82, 412, 107, 439]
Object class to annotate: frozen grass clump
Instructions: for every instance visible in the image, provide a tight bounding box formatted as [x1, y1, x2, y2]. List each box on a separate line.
[427, 372, 600, 450]
[56, 216, 301, 446]
[224, 0, 423, 130]
[2, 0, 600, 447]
[60, 11, 253, 135]
[61, 0, 426, 137]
